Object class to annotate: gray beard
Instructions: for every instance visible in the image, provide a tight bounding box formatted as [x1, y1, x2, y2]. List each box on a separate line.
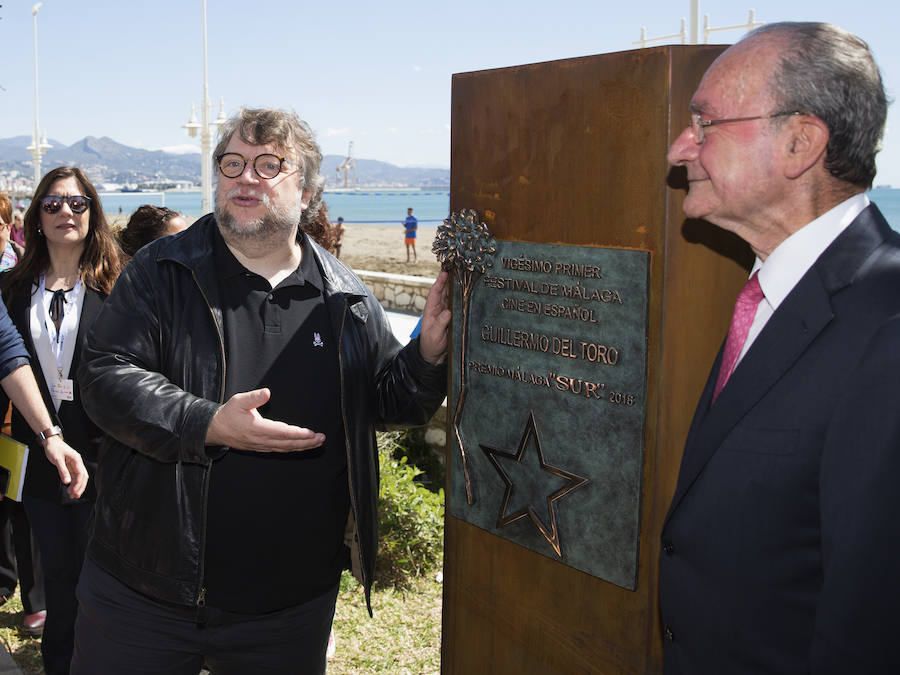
[214, 188, 303, 245]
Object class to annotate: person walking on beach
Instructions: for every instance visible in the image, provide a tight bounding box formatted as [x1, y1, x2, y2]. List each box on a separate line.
[334, 216, 345, 259]
[660, 22, 900, 674]
[72, 107, 450, 674]
[404, 207, 417, 262]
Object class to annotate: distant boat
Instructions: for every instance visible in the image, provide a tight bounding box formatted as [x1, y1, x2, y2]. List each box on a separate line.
[120, 187, 143, 193]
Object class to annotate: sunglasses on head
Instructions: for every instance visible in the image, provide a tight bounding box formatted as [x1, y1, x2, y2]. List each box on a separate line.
[40, 195, 91, 215]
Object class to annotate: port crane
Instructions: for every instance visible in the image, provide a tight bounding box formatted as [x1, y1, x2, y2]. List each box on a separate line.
[335, 142, 356, 188]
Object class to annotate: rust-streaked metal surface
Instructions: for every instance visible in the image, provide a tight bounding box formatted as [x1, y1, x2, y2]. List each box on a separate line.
[441, 44, 748, 675]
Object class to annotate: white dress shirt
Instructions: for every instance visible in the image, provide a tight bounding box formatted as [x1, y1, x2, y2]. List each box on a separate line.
[738, 192, 870, 363]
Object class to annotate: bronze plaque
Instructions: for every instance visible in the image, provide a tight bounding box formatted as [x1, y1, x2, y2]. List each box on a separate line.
[448, 238, 649, 589]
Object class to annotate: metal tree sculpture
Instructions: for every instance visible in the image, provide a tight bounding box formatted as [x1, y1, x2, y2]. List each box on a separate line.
[433, 209, 496, 505]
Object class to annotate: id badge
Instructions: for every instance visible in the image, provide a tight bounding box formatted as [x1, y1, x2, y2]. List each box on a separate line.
[52, 378, 74, 402]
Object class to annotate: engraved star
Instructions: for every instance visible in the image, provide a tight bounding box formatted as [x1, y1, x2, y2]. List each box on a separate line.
[480, 411, 589, 557]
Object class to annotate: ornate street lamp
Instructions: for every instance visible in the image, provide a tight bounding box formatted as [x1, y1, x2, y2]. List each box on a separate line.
[183, 0, 225, 215]
[27, 2, 51, 190]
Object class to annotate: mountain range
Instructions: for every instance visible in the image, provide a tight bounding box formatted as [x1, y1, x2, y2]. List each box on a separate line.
[0, 136, 449, 188]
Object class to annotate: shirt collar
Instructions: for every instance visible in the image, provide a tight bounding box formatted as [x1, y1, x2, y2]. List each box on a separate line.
[295, 233, 324, 293]
[753, 192, 869, 311]
[213, 227, 323, 292]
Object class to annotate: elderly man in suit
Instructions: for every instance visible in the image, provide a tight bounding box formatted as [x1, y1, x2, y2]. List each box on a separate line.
[660, 22, 900, 674]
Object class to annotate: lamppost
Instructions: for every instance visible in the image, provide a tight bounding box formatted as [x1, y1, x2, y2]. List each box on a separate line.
[633, 0, 762, 47]
[27, 2, 51, 190]
[183, 0, 225, 215]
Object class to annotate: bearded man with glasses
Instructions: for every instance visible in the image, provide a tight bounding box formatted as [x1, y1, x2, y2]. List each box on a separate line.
[661, 22, 900, 674]
[72, 108, 450, 674]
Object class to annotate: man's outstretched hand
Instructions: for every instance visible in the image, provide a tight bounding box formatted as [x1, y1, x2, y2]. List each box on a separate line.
[205, 388, 325, 452]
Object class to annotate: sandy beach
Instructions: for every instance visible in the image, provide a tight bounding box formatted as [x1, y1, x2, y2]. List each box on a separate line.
[107, 215, 442, 279]
[338, 223, 441, 278]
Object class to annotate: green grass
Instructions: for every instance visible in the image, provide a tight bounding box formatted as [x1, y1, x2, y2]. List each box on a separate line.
[328, 572, 443, 674]
[0, 593, 44, 674]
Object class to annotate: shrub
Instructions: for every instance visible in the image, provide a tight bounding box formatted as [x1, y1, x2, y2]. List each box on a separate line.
[375, 431, 444, 588]
[395, 427, 445, 490]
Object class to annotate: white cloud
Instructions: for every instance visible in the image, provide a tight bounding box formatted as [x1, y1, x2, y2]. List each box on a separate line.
[158, 144, 201, 155]
[413, 65, 423, 72]
[324, 127, 350, 137]
[387, 127, 398, 134]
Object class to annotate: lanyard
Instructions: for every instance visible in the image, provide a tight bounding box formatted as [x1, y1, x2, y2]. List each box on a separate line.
[38, 274, 83, 381]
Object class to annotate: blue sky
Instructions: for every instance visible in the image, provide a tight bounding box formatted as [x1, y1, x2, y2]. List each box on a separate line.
[1, 1, 898, 185]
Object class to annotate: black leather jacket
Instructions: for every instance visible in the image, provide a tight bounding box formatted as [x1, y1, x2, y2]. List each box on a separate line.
[79, 215, 446, 613]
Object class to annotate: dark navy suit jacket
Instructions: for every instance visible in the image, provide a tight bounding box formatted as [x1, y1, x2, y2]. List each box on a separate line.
[660, 204, 900, 674]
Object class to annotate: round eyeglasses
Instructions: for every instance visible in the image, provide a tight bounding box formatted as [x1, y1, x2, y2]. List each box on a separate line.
[40, 195, 92, 215]
[216, 153, 293, 180]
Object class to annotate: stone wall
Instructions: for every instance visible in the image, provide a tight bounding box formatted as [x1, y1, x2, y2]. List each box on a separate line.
[356, 269, 447, 468]
[355, 270, 435, 313]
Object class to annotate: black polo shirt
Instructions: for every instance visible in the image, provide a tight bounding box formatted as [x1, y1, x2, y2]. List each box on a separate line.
[204, 228, 349, 613]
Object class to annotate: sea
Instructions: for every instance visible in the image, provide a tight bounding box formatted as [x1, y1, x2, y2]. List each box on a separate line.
[97, 189, 451, 224]
[94, 186, 900, 229]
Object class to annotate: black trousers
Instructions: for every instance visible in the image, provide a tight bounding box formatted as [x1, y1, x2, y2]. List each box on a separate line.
[0, 497, 46, 614]
[23, 496, 92, 675]
[72, 557, 338, 675]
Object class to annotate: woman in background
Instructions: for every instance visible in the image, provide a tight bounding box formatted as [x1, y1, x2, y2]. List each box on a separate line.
[0, 194, 25, 270]
[116, 204, 188, 259]
[304, 187, 338, 254]
[1, 166, 121, 675]
[10, 210, 26, 249]
[0, 192, 45, 635]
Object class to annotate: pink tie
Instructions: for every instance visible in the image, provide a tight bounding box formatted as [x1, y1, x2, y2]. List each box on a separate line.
[713, 272, 764, 402]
